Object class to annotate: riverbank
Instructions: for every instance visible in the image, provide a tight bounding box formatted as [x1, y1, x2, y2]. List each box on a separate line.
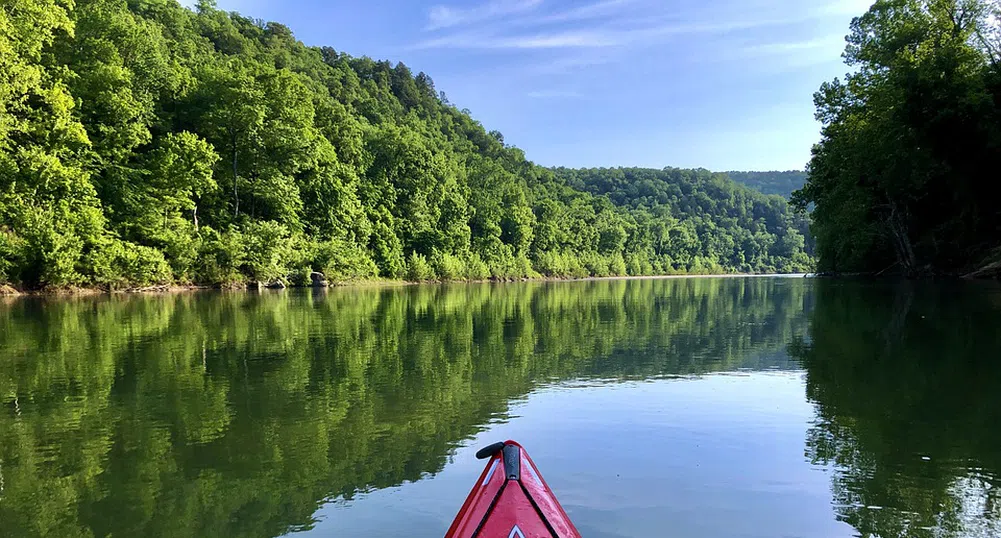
[0, 273, 809, 297]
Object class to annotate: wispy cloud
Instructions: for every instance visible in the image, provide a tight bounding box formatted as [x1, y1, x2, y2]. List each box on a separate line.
[423, 0, 634, 33]
[425, 0, 543, 31]
[413, 29, 617, 50]
[526, 89, 584, 98]
[412, 17, 799, 51]
[527, 52, 617, 75]
[719, 34, 849, 72]
[410, 0, 867, 97]
[413, 1, 856, 52]
[524, 0, 636, 26]
[744, 35, 846, 56]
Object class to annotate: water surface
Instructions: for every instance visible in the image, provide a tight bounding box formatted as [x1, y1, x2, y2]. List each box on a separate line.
[1, 278, 999, 537]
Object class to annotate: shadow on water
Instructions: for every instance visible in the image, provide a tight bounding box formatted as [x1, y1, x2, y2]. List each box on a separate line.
[791, 279, 1001, 538]
[0, 278, 809, 538]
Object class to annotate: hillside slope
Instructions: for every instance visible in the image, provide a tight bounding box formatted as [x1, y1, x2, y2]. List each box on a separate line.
[0, 0, 813, 290]
[555, 167, 811, 272]
[725, 171, 807, 199]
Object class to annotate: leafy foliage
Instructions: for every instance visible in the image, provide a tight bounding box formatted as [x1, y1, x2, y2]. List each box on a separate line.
[0, 0, 813, 289]
[555, 167, 814, 273]
[795, 0, 1001, 276]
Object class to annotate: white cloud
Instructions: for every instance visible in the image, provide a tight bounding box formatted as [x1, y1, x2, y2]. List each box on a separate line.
[414, 16, 802, 51]
[413, 29, 618, 50]
[526, 89, 584, 98]
[527, 0, 636, 25]
[714, 34, 849, 72]
[528, 52, 617, 74]
[426, 0, 544, 31]
[495, 30, 617, 48]
[413, 3, 847, 53]
[424, 0, 638, 34]
[410, 0, 864, 91]
[745, 35, 846, 55]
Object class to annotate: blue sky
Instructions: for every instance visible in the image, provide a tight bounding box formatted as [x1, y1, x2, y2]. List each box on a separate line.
[198, 0, 873, 171]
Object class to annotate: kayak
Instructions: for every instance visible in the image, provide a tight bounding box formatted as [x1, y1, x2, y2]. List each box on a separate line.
[445, 440, 582, 538]
[445, 440, 581, 538]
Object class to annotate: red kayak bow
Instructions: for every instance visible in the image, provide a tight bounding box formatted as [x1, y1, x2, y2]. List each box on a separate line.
[445, 440, 582, 538]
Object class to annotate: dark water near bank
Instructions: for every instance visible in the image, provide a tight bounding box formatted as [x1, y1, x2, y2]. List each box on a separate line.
[1, 278, 1000, 537]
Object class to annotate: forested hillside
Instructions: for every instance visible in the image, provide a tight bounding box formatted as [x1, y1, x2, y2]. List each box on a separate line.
[725, 171, 807, 199]
[0, 0, 813, 291]
[554, 167, 812, 272]
[796, 0, 1001, 277]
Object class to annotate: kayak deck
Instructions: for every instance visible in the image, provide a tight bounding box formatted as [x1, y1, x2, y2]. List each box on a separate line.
[445, 441, 581, 538]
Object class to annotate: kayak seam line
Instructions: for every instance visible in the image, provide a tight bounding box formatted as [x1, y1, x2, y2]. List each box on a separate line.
[471, 478, 507, 538]
[517, 480, 560, 538]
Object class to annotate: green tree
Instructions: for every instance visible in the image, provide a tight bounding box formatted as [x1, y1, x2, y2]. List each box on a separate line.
[193, 62, 266, 220]
[795, 0, 1001, 276]
[0, 0, 110, 288]
[0, 0, 814, 288]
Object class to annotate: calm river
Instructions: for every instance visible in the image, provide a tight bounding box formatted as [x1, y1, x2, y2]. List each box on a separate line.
[1, 277, 999, 537]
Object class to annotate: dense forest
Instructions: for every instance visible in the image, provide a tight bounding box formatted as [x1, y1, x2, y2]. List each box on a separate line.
[0, 0, 813, 291]
[795, 0, 1001, 277]
[724, 171, 807, 199]
[553, 167, 812, 269]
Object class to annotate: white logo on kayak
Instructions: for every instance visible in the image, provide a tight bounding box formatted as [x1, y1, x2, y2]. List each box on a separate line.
[508, 525, 526, 538]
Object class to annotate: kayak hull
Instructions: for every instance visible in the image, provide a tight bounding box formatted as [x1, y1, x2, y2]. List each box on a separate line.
[445, 441, 581, 538]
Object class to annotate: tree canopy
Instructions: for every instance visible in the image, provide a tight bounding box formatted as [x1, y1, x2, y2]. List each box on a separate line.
[0, 0, 813, 290]
[725, 171, 807, 199]
[794, 0, 1001, 276]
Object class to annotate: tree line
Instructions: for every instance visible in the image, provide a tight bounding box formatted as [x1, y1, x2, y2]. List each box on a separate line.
[0, 0, 813, 291]
[795, 0, 1001, 277]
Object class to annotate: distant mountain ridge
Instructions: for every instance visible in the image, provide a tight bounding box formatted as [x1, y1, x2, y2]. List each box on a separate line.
[724, 171, 807, 199]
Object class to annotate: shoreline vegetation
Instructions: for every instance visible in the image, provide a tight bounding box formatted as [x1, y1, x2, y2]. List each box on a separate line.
[0, 272, 810, 297]
[1, 0, 814, 293]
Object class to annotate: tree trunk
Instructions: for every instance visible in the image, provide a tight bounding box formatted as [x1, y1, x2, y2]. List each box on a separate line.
[231, 129, 239, 218]
[193, 203, 199, 231]
[887, 199, 918, 276]
[250, 173, 256, 219]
